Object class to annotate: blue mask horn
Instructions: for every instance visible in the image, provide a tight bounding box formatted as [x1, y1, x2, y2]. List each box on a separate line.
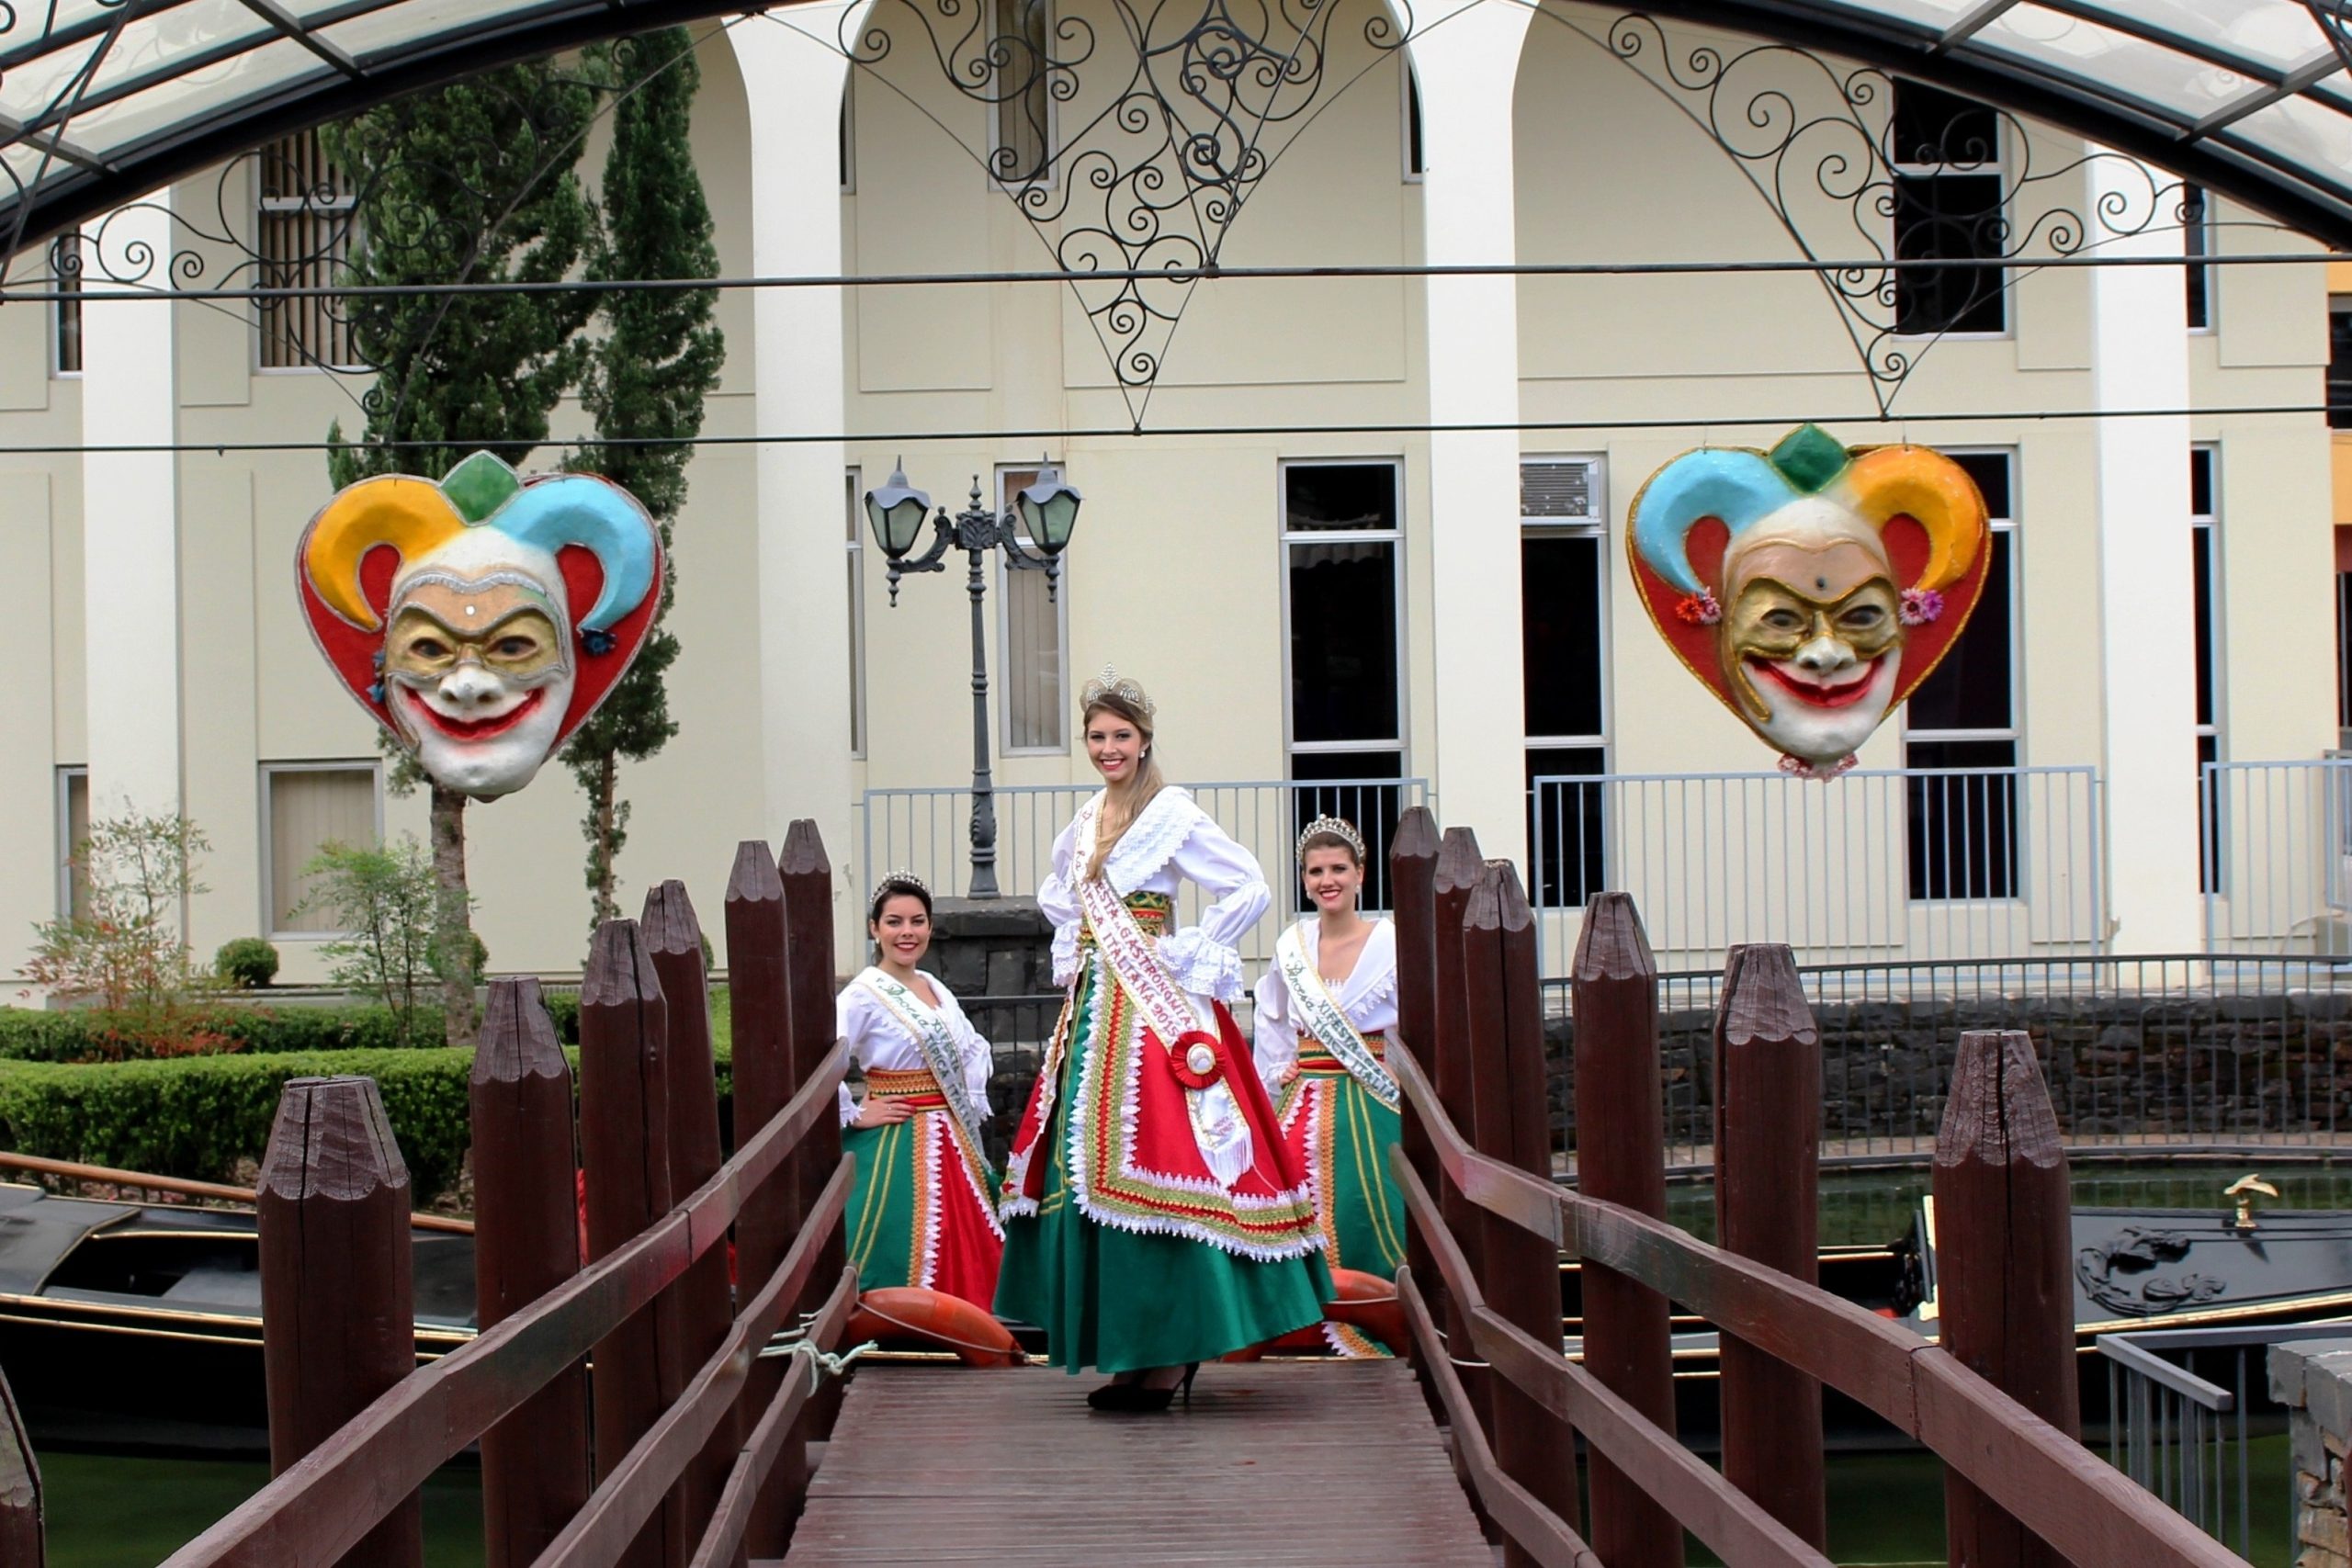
[1631, 449, 1798, 596]
[494, 475, 661, 636]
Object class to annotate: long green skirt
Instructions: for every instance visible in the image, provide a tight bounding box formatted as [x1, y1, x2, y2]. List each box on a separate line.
[995, 992, 1333, 1374]
[1279, 1070, 1409, 1279]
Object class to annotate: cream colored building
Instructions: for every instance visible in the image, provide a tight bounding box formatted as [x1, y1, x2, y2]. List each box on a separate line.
[0, 0, 2337, 986]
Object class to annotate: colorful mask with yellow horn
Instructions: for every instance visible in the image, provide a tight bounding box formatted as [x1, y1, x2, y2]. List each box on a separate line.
[297, 451, 662, 798]
[1628, 425, 1990, 775]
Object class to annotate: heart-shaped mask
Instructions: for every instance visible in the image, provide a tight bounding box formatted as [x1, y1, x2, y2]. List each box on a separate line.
[1625, 425, 1991, 776]
[297, 451, 663, 798]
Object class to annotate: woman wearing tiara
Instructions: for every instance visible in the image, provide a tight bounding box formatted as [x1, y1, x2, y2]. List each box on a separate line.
[997, 668, 1330, 1411]
[1252, 816, 1408, 1357]
[836, 872, 1005, 1310]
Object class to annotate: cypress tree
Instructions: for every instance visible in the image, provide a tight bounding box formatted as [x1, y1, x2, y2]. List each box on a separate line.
[561, 28, 725, 928]
[322, 61, 599, 1046]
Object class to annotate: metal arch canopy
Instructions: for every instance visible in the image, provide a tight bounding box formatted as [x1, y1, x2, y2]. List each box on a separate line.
[10, 0, 2352, 255]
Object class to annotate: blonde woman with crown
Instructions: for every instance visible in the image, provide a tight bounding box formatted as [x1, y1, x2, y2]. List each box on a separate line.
[834, 872, 1005, 1311]
[996, 669, 1330, 1411]
[1250, 815, 1409, 1357]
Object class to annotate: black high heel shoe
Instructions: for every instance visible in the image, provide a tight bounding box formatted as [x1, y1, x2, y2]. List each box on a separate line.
[1086, 1362, 1199, 1414]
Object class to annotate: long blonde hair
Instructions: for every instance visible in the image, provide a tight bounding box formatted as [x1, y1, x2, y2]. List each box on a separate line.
[1082, 690, 1165, 882]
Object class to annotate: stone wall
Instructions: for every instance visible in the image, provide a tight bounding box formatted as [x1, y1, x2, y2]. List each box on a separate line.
[2271, 1338, 2352, 1567]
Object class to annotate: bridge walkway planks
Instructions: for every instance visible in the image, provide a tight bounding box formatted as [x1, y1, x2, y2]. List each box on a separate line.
[775, 1360, 1495, 1565]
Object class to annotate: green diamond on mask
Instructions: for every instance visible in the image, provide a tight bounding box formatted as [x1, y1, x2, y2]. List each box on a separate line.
[1767, 424, 1850, 493]
[440, 451, 524, 524]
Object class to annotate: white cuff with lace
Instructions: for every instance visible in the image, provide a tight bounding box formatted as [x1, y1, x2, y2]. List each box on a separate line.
[1157, 928, 1245, 1004]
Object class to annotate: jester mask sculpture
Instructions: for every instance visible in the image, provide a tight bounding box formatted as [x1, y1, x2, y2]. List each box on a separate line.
[1628, 424, 1992, 777]
[297, 451, 662, 798]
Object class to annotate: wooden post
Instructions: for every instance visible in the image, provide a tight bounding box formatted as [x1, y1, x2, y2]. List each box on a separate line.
[257, 1076, 423, 1568]
[1936, 1029, 2077, 1568]
[471, 979, 591, 1568]
[578, 919, 678, 1568]
[1463, 861, 1582, 1558]
[1713, 943, 1826, 1550]
[1572, 892, 1684, 1567]
[1431, 828, 1492, 1440]
[643, 882, 738, 1558]
[724, 839, 802, 1559]
[1388, 807, 1443, 1361]
[0, 1366, 40, 1568]
[780, 821, 844, 1438]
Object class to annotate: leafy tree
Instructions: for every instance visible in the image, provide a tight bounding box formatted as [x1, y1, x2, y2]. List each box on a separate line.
[297, 837, 448, 1047]
[26, 813, 212, 1015]
[562, 28, 726, 928]
[321, 60, 600, 1045]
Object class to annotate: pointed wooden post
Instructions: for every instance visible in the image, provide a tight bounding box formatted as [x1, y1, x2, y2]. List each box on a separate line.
[578, 919, 677, 1568]
[258, 1076, 423, 1568]
[724, 840, 801, 1558]
[471, 979, 591, 1567]
[644, 882, 737, 1557]
[1388, 807, 1443, 1363]
[781, 821, 845, 1437]
[0, 1367, 41, 1568]
[1936, 1029, 2077, 1568]
[1464, 861, 1581, 1559]
[1713, 943, 1826, 1550]
[1573, 892, 1683, 1566]
[1432, 828, 1492, 1442]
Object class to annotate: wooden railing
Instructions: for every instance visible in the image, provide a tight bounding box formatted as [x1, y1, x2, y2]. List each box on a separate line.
[92, 821, 858, 1568]
[1384, 806, 2251, 1568]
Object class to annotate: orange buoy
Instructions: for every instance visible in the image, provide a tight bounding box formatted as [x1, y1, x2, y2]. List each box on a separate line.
[847, 1286, 1023, 1368]
[1225, 1267, 1410, 1359]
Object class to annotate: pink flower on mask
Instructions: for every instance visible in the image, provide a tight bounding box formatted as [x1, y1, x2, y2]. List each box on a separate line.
[1676, 589, 1723, 626]
[1900, 587, 1944, 626]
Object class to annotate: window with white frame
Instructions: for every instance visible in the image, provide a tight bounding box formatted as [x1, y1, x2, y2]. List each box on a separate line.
[1904, 450, 2018, 899]
[998, 462, 1068, 752]
[1890, 81, 2007, 338]
[847, 469, 868, 757]
[1283, 459, 1407, 908]
[257, 129, 358, 371]
[991, 0, 1054, 186]
[2192, 446, 2222, 892]
[55, 766, 88, 920]
[1521, 457, 1609, 909]
[51, 232, 82, 377]
[2182, 183, 2214, 333]
[264, 763, 381, 935]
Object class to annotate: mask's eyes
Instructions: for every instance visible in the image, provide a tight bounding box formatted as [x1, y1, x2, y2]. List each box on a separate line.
[1762, 609, 1806, 632]
[1839, 604, 1885, 630]
[408, 636, 450, 660]
[492, 635, 539, 659]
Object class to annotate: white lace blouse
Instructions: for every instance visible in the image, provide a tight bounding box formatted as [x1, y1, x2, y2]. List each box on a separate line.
[834, 967, 995, 1127]
[1037, 787, 1271, 1004]
[1250, 917, 1400, 1097]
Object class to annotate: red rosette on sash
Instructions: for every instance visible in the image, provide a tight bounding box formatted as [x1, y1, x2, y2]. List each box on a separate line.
[1168, 1029, 1227, 1090]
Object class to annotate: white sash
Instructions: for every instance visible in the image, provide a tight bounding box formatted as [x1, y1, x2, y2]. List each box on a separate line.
[854, 968, 992, 1155]
[1071, 797, 1254, 1189]
[1276, 921, 1400, 1109]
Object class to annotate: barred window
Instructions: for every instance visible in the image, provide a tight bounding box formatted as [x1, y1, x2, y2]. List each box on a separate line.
[51, 232, 82, 377]
[1891, 81, 2007, 338]
[998, 463, 1069, 752]
[265, 763, 381, 934]
[257, 130, 358, 371]
[991, 0, 1054, 186]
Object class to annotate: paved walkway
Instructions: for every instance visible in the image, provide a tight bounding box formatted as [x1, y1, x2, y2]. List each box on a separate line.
[779, 1361, 1493, 1565]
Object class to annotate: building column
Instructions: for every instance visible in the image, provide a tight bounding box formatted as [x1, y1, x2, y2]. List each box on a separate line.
[1410, 0, 1533, 865]
[2088, 155, 2199, 952]
[79, 197, 184, 824]
[729, 14, 857, 886]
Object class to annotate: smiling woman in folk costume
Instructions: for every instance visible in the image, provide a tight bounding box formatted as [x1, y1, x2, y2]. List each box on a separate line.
[1251, 816, 1408, 1356]
[997, 669, 1329, 1411]
[835, 873, 1005, 1311]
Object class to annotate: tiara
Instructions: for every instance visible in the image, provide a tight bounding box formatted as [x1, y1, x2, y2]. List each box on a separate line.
[1296, 815, 1365, 862]
[876, 868, 930, 897]
[1079, 663, 1155, 719]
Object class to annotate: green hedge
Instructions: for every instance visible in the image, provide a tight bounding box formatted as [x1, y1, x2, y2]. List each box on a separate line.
[0, 1005, 451, 1063]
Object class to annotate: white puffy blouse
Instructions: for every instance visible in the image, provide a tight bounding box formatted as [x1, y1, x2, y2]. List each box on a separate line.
[1250, 917, 1400, 1097]
[1037, 787, 1271, 1004]
[834, 967, 995, 1127]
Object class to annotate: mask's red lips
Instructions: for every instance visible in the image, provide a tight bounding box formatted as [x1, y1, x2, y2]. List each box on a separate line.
[402, 685, 546, 739]
[1751, 657, 1883, 710]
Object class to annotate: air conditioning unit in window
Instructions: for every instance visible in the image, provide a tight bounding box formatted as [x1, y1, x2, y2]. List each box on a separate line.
[1521, 459, 1601, 523]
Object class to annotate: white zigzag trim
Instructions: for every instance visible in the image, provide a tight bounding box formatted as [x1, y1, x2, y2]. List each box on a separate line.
[946, 1115, 1007, 1242]
[1102, 787, 1203, 895]
[913, 1110, 945, 1291]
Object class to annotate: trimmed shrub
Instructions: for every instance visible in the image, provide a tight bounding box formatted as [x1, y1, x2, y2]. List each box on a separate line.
[0, 1005, 453, 1064]
[214, 938, 281, 990]
[0, 1048, 475, 1199]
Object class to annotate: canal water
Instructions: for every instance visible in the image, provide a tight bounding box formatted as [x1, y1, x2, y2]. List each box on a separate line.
[41, 1159, 2340, 1565]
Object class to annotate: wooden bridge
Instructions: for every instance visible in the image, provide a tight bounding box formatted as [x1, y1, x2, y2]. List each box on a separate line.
[0, 809, 2255, 1568]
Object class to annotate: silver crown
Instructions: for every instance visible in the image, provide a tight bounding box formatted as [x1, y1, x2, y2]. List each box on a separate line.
[876, 868, 930, 897]
[1296, 815, 1366, 862]
[1079, 663, 1155, 719]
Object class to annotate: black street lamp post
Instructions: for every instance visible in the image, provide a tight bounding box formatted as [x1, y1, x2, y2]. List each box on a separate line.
[865, 461, 1081, 898]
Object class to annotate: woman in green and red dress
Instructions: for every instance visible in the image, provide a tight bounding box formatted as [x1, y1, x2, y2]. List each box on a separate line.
[1252, 816, 1409, 1356]
[836, 874, 1004, 1311]
[996, 668, 1330, 1411]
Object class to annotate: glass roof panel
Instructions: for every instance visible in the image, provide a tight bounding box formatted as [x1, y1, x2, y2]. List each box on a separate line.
[1973, 4, 2272, 122]
[1813, 0, 1975, 28]
[319, 0, 572, 67]
[0, 33, 109, 125]
[2061, 0, 2333, 73]
[62, 37, 331, 158]
[74, 1, 276, 100]
[2221, 95, 2352, 195]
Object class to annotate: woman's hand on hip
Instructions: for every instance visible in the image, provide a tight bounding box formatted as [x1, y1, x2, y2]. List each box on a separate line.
[853, 1100, 914, 1129]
